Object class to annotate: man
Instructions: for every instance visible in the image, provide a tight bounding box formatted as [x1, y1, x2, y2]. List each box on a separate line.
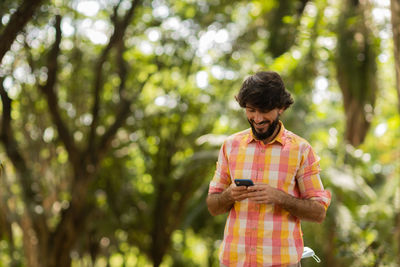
[207, 71, 331, 267]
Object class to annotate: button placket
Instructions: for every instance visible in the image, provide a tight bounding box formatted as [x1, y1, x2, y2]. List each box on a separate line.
[258, 144, 265, 180]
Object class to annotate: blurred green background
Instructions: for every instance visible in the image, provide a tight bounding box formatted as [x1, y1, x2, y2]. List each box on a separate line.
[0, 0, 399, 266]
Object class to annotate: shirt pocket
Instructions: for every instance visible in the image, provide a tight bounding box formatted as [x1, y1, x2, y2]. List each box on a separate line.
[271, 163, 298, 194]
[228, 155, 257, 183]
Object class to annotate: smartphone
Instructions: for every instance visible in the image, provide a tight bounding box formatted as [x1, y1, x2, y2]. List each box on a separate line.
[234, 179, 254, 187]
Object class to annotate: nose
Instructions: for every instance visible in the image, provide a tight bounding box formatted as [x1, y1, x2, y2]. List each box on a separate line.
[253, 111, 264, 124]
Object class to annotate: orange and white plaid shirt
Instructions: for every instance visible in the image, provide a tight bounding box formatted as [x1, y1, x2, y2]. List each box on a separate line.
[208, 122, 331, 267]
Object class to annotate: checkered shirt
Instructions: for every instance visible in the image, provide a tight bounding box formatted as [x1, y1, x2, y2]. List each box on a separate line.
[208, 122, 331, 266]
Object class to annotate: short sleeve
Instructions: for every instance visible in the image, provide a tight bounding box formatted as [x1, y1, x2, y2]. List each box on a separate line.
[296, 145, 331, 209]
[208, 141, 232, 194]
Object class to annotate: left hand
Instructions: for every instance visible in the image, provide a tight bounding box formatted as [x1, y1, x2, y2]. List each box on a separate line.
[246, 184, 327, 223]
[246, 184, 284, 204]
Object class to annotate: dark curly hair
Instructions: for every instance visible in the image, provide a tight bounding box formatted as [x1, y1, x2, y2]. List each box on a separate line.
[236, 71, 294, 111]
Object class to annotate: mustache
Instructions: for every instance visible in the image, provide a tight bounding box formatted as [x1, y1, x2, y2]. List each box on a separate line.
[250, 120, 271, 126]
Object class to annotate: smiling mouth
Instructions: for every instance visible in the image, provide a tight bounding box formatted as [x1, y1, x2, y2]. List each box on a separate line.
[252, 122, 269, 132]
[253, 121, 269, 127]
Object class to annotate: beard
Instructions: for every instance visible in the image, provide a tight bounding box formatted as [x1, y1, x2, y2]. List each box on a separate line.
[248, 115, 280, 141]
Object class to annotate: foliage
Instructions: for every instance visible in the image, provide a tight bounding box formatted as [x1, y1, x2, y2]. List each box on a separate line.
[0, 0, 399, 266]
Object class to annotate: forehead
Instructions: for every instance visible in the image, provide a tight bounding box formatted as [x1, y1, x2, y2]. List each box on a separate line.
[245, 105, 277, 113]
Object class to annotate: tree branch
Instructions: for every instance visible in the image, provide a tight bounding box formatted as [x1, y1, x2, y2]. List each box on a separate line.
[87, 0, 142, 158]
[117, 38, 128, 98]
[0, 167, 15, 260]
[0, 0, 44, 64]
[0, 78, 32, 201]
[45, 1, 144, 262]
[95, 36, 143, 159]
[38, 15, 79, 160]
[97, 57, 157, 160]
[0, 77, 49, 248]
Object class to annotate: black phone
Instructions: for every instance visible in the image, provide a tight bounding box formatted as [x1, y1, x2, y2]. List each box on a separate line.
[234, 179, 254, 187]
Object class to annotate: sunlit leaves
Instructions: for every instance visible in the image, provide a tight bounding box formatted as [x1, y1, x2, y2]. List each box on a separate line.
[0, 0, 399, 266]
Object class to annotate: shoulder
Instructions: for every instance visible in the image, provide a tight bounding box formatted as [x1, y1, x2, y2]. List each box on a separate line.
[227, 128, 251, 140]
[225, 128, 251, 143]
[283, 129, 313, 152]
[221, 128, 251, 151]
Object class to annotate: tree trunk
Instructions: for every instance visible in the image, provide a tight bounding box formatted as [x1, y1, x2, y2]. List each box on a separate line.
[396, 211, 400, 266]
[44, 170, 96, 267]
[324, 215, 337, 267]
[391, 0, 400, 112]
[336, 0, 378, 146]
[344, 98, 370, 147]
[21, 212, 40, 267]
[0, 0, 141, 266]
[390, 0, 400, 263]
[150, 180, 171, 267]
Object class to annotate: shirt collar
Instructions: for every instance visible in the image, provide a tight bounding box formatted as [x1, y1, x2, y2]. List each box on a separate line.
[246, 121, 285, 145]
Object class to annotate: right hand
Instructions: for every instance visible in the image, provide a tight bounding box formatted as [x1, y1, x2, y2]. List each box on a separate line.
[228, 183, 250, 202]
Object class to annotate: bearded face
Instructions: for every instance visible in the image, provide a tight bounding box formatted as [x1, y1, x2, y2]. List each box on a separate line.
[245, 106, 282, 141]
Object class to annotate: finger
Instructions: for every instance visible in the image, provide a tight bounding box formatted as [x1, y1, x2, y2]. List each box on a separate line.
[247, 185, 265, 192]
[248, 194, 270, 202]
[246, 187, 257, 192]
[246, 191, 263, 197]
[233, 195, 248, 202]
[233, 187, 249, 193]
[237, 196, 248, 201]
[252, 184, 267, 190]
[232, 191, 246, 198]
[232, 192, 249, 200]
[247, 194, 262, 200]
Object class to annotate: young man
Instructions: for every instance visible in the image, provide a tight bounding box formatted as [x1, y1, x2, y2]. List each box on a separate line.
[207, 71, 331, 267]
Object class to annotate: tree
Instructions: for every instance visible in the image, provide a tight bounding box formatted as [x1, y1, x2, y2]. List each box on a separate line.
[1, 0, 143, 266]
[0, 0, 238, 265]
[1, 0, 399, 266]
[390, 1, 400, 258]
[391, 0, 400, 112]
[335, 0, 379, 146]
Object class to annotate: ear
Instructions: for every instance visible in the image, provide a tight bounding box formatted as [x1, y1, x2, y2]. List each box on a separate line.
[278, 108, 285, 115]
